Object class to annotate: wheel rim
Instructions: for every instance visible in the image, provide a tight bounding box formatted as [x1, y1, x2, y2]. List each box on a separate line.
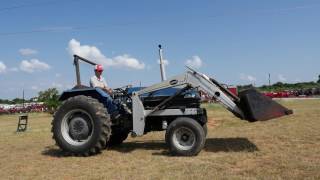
[172, 127, 196, 151]
[61, 109, 94, 146]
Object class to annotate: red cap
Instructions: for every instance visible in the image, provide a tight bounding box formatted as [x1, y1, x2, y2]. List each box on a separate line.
[95, 64, 103, 72]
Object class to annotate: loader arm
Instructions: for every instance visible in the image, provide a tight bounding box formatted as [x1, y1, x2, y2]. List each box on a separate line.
[131, 67, 245, 136]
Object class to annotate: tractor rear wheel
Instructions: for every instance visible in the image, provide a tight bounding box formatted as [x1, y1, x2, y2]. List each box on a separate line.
[165, 117, 206, 156]
[52, 95, 111, 156]
[203, 123, 208, 137]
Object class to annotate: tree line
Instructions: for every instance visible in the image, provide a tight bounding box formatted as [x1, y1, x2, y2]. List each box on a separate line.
[0, 88, 60, 111]
[1, 74, 320, 110]
[238, 75, 320, 92]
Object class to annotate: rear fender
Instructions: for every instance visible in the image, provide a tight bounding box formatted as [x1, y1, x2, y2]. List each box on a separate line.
[59, 88, 115, 113]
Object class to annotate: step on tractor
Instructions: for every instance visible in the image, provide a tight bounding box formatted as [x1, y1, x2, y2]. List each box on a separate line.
[51, 54, 293, 156]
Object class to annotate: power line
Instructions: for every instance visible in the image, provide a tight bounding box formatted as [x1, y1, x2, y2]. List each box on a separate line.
[0, 24, 111, 36]
[0, 0, 80, 12]
[4, 2, 316, 37]
[0, 28, 73, 36]
[0, 22, 160, 37]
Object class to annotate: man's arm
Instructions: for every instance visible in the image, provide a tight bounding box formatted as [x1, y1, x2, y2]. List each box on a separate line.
[90, 77, 96, 88]
[102, 78, 113, 94]
[104, 87, 113, 94]
[90, 76, 112, 94]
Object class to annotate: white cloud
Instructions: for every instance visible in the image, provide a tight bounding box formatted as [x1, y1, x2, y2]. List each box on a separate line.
[39, 26, 74, 32]
[278, 74, 287, 82]
[240, 73, 257, 82]
[0, 61, 7, 73]
[67, 39, 145, 70]
[295, 78, 301, 82]
[157, 59, 169, 66]
[112, 54, 145, 69]
[20, 59, 51, 73]
[31, 86, 39, 90]
[0, 63, 20, 74]
[19, 48, 38, 56]
[52, 82, 63, 88]
[51, 82, 72, 91]
[9, 67, 19, 72]
[55, 73, 61, 77]
[185, 56, 202, 69]
[247, 75, 256, 82]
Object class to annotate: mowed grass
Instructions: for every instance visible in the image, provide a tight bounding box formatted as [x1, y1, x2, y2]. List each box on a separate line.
[0, 99, 319, 180]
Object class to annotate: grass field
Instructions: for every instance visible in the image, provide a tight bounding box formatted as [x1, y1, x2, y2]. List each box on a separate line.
[0, 99, 319, 179]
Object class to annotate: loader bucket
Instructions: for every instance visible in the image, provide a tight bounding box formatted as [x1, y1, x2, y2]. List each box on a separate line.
[237, 88, 293, 122]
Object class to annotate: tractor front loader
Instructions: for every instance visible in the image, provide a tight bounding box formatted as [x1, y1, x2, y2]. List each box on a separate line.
[51, 55, 292, 156]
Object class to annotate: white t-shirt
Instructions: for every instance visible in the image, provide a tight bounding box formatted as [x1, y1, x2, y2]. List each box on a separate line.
[90, 76, 108, 88]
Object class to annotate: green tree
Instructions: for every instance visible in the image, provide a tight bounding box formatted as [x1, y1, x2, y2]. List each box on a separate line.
[317, 74, 320, 83]
[0, 99, 12, 104]
[12, 98, 25, 104]
[38, 88, 60, 112]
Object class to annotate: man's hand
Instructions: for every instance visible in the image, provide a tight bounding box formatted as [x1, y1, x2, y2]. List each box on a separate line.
[103, 87, 113, 95]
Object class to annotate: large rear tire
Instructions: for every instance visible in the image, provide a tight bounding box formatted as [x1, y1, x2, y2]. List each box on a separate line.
[165, 117, 206, 156]
[203, 123, 208, 137]
[52, 95, 111, 156]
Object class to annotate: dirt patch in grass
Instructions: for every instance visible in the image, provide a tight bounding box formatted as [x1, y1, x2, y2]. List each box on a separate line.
[0, 100, 319, 179]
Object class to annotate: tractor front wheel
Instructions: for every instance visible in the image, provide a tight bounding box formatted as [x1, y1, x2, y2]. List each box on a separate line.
[165, 117, 206, 156]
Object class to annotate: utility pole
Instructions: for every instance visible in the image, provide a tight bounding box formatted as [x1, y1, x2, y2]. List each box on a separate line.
[22, 89, 25, 108]
[268, 73, 271, 87]
[158, 44, 166, 81]
[268, 73, 271, 92]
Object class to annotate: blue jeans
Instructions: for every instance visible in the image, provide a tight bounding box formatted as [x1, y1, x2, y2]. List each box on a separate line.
[95, 88, 118, 114]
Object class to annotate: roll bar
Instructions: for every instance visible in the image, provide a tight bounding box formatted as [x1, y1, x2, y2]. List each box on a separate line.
[73, 55, 97, 86]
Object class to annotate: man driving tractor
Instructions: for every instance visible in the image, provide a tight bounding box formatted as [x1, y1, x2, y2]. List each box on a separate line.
[89, 64, 121, 118]
[90, 64, 113, 94]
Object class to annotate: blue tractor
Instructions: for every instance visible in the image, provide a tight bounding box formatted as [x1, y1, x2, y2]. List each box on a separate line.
[51, 55, 292, 156]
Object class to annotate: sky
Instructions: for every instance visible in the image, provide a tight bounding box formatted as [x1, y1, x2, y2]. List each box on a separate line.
[0, 0, 319, 99]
